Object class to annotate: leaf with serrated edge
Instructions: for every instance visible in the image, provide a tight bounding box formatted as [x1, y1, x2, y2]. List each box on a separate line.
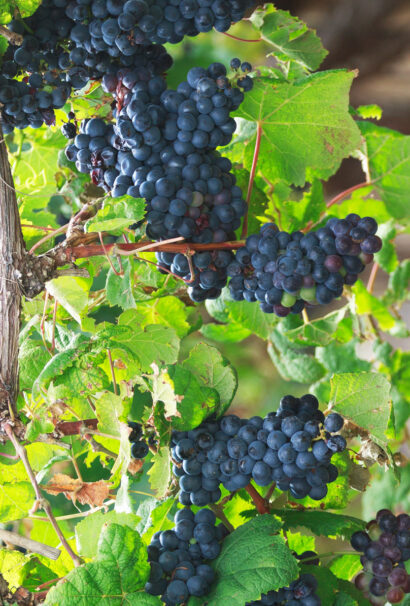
[75, 511, 140, 559]
[330, 372, 391, 446]
[148, 447, 171, 499]
[202, 516, 298, 606]
[260, 9, 328, 71]
[182, 343, 238, 414]
[235, 71, 361, 186]
[271, 510, 364, 539]
[0, 482, 36, 523]
[44, 524, 161, 606]
[284, 307, 347, 347]
[329, 554, 362, 581]
[359, 122, 410, 219]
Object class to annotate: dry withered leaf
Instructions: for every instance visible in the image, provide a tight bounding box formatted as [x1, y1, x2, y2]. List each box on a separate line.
[42, 473, 111, 506]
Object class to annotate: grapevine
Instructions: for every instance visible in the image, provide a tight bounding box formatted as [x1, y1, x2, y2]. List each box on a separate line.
[0, 2, 408, 606]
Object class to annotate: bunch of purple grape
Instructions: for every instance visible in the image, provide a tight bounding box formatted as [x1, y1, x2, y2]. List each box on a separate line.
[145, 507, 228, 604]
[227, 215, 382, 316]
[247, 553, 321, 605]
[128, 421, 149, 459]
[61, 0, 257, 47]
[0, 0, 173, 133]
[352, 509, 410, 605]
[171, 394, 346, 507]
[64, 59, 253, 302]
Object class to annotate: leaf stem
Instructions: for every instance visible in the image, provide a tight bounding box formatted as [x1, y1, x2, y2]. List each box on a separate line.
[29, 224, 68, 254]
[2, 423, 82, 568]
[242, 121, 263, 239]
[209, 503, 235, 533]
[326, 181, 372, 210]
[367, 262, 379, 295]
[299, 550, 358, 563]
[245, 483, 270, 514]
[220, 31, 262, 42]
[107, 349, 118, 395]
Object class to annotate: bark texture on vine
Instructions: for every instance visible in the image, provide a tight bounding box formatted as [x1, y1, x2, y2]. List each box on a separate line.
[0, 123, 25, 428]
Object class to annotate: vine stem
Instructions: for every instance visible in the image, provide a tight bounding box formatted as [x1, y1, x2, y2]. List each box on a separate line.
[326, 180, 371, 210]
[298, 550, 358, 563]
[242, 121, 263, 239]
[30, 499, 115, 522]
[2, 423, 82, 567]
[66, 239, 245, 260]
[107, 349, 118, 395]
[29, 224, 68, 254]
[367, 262, 379, 295]
[220, 31, 262, 43]
[209, 503, 235, 533]
[54, 418, 98, 435]
[303, 180, 373, 232]
[0, 528, 60, 560]
[245, 483, 270, 514]
[0, 25, 23, 45]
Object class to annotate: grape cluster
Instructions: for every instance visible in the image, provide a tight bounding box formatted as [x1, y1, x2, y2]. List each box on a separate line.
[128, 421, 149, 459]
[171, 394, 346, 507]
[64, 60, 252, 301]
[352, 510, 410, 605]
[247, 554, 321, 606]
[0, 0, 172, 133]
[146, 507, 228, 604]
[228, 215, 382, 316]
[62, 0, 256, 47]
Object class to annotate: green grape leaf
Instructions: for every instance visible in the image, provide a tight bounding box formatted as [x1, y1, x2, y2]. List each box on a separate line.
[86, 197, 145, 234]
[102, 314, 180, 372]
[329, 372, 391, 447]
[201, 322, 252, 343]
[147, 447, 171, 499]
[151, 365, 220, 430]
[387, 259, 410, 304]
[0, 482, 36, 523]
[277, 179, 326, 232]
[75, 511, 140, 559]
[255, 8, 328, 72]
[268, 341, 326, 383]
[284, 307, 348, 347]
[136, 497, 175, 542]
[352, 280, 396, 331]
[11, 129, 67, 198]
[272, 509, 364, 539]
[374, 222, 398, 273]
[354, 104, 382, 120]
[44, 524, 161, 606]
[329, 555, 362, 582]
[315, 341, 371, 374]
[106, 258, 136, 310]
[94, 391, 130, 438]
[0, 0, 41, 23]
[19, 339, 50, 391]
[46, 276, 91, 326]
[299, 565, 339, 605]
[225, 296, 277, 339]
[182, 343, 238, 415]
[233, 167, 268, 236]
[333, 592, 358, 606]
[0, 548, 30, 589]
[363, 466, 410, 518]
[201, 516, 298, 606]
[235, 71, 361, 186]
[131, 296, 192, 338]
[286, 531, 315, 555]
[359, 122, 410, 219]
